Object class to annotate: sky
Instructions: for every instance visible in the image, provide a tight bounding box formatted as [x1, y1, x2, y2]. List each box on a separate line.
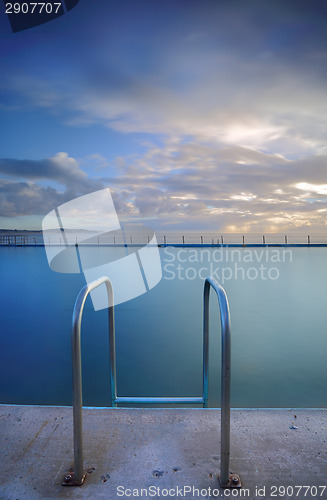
[0, 0, 327, 233]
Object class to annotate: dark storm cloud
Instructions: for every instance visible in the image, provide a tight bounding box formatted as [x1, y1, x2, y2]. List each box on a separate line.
[0, 180, 64, 217]
[0, 153, 104, 217]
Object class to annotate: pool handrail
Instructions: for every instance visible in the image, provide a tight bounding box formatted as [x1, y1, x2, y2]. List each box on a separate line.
[64, 275, 240, 488]
[63, 276, 116, 486]
[203, 276, 241, 488]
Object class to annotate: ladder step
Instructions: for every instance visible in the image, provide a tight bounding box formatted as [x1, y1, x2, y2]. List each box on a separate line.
[115, 397, 204, 404]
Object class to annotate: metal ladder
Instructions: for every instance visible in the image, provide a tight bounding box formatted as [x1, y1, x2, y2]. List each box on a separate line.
[63, 275, 241, 488]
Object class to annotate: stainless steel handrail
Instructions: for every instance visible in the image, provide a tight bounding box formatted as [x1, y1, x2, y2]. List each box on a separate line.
[64, 275, 240, 488]
[63, 276, 116, 487]
[203, 277, 241, 488]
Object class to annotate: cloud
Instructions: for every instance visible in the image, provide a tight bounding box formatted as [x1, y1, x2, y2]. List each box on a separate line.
[2, 1, 327, 157]
[101, 142, 327, 232]
[1, 1, 327, 231]
[0, 144, 326, 232]
[15, 66, 325, 158]
[0, 152, 104, 217]
[0, 180, 63, 217]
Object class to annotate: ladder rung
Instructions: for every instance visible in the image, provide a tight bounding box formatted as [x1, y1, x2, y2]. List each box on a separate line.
[115, 397, 204, 404]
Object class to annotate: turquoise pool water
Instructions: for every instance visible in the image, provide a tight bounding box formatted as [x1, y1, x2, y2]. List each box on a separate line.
[0, 246, 326, 408]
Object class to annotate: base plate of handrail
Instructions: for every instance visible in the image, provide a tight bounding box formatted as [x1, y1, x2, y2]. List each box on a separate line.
[62, 469, 86, 486]
[219, 473, 242, 488]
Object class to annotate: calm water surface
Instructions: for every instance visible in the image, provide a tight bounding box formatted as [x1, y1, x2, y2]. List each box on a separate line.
[0, 246, 326, 408]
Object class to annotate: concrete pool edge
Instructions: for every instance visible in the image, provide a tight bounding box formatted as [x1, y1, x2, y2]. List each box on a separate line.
[1, 403, 327, 410]
[2, 242, 327, 247]
[0, 405, 326, 500]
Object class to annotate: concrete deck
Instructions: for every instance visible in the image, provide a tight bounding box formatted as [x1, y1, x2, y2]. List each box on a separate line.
[0, 406, 326, 500]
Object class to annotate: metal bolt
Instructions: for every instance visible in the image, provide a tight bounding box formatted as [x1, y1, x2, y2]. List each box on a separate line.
[64, 474, 72, 483]
[231, 475, 239, 485]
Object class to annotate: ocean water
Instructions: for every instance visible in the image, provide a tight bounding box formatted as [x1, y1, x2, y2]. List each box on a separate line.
[0, 245, 326, 408]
